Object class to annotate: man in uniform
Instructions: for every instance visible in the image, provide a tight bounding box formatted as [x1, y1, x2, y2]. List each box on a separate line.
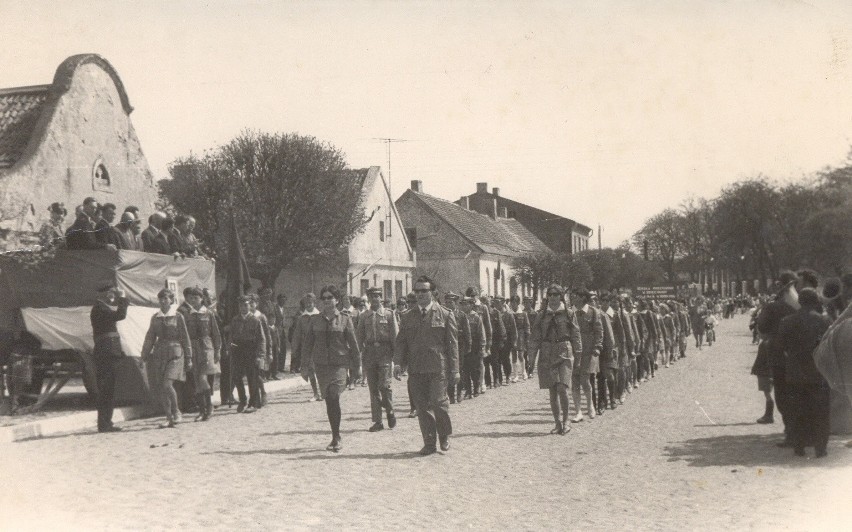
[257, 288, 281, 379]
[483, 295, 507, 389]
[522, 297, 538, 377]
[90, 284, 129, 432]
[230, 295, 266, 413]
[443, 292, 469, 403]
[394, 276, 459, 455]
[466, 288, 492, 394]
[493, 296, 518, 385]
[510, 295, 531, 382]
[356, 287, 398, 431]
[459, 296, 486, 398]
[291, 293, 322, 401]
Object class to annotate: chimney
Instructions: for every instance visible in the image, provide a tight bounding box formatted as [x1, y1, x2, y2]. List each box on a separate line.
[493, 187, 500, 197]
[476, 182, 488, 194]
[459, 196, 470, 210]
[491, 198, 498, 219]
[411, 180, 423, 193]
[499, 207, 508, 218]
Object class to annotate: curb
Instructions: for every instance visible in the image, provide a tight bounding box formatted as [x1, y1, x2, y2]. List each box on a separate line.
[0, 376, 309, 443]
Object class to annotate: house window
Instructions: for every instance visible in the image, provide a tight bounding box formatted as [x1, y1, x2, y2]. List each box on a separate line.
[360, 279, 370, 296]
[383, 280, 392, 300]
[379, 221, 385, 242]
[395, 280, 403, 301]
[485, 268, 490, 295]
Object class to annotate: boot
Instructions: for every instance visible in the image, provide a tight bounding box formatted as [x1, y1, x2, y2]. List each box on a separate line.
[201, 394, 212, 421]
[194, 394, 207, 421]
[756, 399, 774, 424]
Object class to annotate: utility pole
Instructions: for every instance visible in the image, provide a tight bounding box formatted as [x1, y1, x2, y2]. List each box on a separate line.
[373, 137, 411, 238]
[598, 224, 602, 250]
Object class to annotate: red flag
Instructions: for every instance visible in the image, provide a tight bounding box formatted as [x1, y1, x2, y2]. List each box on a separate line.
[222, 214, 252, 323]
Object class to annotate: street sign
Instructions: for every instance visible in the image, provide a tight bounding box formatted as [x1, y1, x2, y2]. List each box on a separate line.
[634, 284, 688, 301]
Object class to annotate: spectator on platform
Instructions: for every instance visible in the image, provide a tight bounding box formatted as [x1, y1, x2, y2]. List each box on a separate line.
[39, 202, 67, 250]
[66, 197, 116, 251]
[141, 212, 170, 254]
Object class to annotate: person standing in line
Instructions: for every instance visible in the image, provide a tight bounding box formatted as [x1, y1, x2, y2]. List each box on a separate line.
[778, 288, 831, 458]
[459, 296, 486, 399]
[572, 289, 602, 423]
[301, 285, 362, 452]
[141, 289, 193, 428]
[659, 304, 676, 368]
[248, 294, 272, 406]
[394, 276, 459, 455]
[691, 302, 707, 350]
[510, 295, 531, 382]
[442, 292, 469, 404]
[484, 295, 507, 389]
[356, 287, 398, 432]
[522, 297, 538, 378]
[494, 297, 517, 385]
[756, 272, 799, 442]
[229, 295, 266, 413]
[466, 288, 493, 395]
[257, 288, 280, 380]
[402, 291, 419, 417]
[183, 287, 221, 421]
[529, 285, 582, 435]
[292, 294, 322, 401]
[90, 284, 129, 432]
[621, 295, 641, 395]
[598, 293, 622, 412]
[676, 300, 691, 359]
[274, 293, 289, 373]
[39, 202, 67, 250]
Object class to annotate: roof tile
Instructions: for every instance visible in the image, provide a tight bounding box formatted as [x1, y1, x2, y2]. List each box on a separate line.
[0, 86, 50, 169]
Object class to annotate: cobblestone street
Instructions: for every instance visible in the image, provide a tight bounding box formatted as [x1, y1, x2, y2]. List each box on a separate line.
[2, 315, 850, 531]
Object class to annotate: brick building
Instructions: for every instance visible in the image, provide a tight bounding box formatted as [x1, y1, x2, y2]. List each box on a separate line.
[396, 180, 550, 298]
[0, 54, 158, 251]
[459, 182, 592, 254]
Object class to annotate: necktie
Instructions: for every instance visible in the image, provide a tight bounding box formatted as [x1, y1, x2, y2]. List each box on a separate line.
[421, 307, 427, 319]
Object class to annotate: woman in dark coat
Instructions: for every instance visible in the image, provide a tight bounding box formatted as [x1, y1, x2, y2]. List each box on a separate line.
[142, 289, 193, 428]
[529, 285, 582, 435]
[183, 287, 221, 421]
[301, 285, 362, 452]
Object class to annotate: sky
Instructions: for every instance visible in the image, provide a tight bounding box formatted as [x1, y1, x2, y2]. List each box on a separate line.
[2, 0, 852, 247]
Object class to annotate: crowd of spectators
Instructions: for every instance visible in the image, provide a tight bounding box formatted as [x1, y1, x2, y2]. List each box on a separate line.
[38, 197, 201, 257]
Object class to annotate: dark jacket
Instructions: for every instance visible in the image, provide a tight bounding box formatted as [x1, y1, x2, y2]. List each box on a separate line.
[464, 310, 486, 358]
[304, 310, 361, 369]
[779, 308, 830, 385]
[529, 306, 582, 356]
[67, 215, 109, 250]
[228, 313, 266, 363]
[394, 302, 459, 376]
[141, 226, 170, 255]
[757, 299, 796, 368]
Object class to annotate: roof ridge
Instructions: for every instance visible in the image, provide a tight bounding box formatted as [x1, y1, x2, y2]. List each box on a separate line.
[0, 85, 51, 97]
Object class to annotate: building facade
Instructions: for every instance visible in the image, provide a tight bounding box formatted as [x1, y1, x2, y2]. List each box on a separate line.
[460, 182, 592, 255]
[0, 54, 158, 251]
[396, 180, 550, 299]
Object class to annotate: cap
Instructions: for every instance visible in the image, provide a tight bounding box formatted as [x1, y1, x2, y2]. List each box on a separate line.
[48, 202, 67, 216]
[119, 212, 136, 224]
[366, 287, 383, 297]
[492, 295, 505, 302]
[185, 286, 204, 298]
[444, 291, 460, 301]
[460, 296, 476, 304]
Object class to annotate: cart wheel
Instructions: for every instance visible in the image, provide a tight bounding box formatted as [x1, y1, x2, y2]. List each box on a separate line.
[78, 351, 98, 398]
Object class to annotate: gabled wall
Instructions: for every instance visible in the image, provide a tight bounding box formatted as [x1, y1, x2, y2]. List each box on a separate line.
[0, 57, 158, 249]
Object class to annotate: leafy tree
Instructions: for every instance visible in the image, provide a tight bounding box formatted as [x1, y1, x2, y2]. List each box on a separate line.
[159, 130, 370, 288]
[632, 208, 683, 281]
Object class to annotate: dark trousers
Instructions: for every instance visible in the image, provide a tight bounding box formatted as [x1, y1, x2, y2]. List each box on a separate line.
[220, 354, 235, 404]
[94, 356, 120, 430]
[526, 348, 537, 376]
[290, 345, 301, 373]
[233, 356, 260, 408]
[461, 354, 482, 396]
[597, 368, 617, 408]
[269, 330, 280, 375]
[772, 366, 792, 435]
[409, 372, 452, 446]
[789, 381, 831, 452]
[365, 362, 394, 423]
[499, 346, 512, 383]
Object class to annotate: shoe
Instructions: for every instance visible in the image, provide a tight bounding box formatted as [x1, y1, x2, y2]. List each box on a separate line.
[312, 394, 322, 402]
[195, 412, 204, 422]
[368, 422, 384, 432]
[610, 403, 618, 410]
[98, 425, 122, 433]
[815, 448, 828, 458]
[408, 410, 417, 418]
[463, 393, 473, 400]
[570, 415, 584, 423]
[756, 415, 774, 424]
[173, 412, 183, 423]
[596, 409, 604, 416]
[327, 438, 342, 452]
[243, 406, 256, 414]
[550, 422, 563, 435]
[387, 411, 397, 429]
[419, 445, 437, 456]
[439, 437, 450, 452]
[449, 397, 456, 404]
[559, 423, 571, 435]
[588, 410, 596, 420]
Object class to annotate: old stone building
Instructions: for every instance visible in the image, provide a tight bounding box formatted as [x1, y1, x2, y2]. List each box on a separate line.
[396, 180, 550, 298]
[0, 54, 158, 250]
[459, 182, 592, 255]
[275, 166, 415, 304]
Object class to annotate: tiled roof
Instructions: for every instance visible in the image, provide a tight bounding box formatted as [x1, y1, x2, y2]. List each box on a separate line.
[0, 85, 50, 169]
[410, 191, 550, 256]
[498, 218, 551, 255]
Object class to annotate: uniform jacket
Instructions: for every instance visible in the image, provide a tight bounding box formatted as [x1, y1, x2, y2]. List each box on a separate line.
[184, 306, 222, 375]
[779, 308, 830, 385]
[291, 310, 318, 364]
[489, 306, 508, 348]
[304, 310, 361, 369]
[600, 311, 618, 368]
[474, 304, 494, 351]
[529, 305, 582, 356]
[757, 299, 797, 368]
[513, 309, 532, 350]
[624, 309, 639, 354]
[356, 306, 398, 365]
[394, 302, 459, 376]
[499, 308, 518, 350]
[228, 313, 266, 363]
[575, 305, 603, 357]
[141, 310, 193, 369]
[464, 310, 487, 358]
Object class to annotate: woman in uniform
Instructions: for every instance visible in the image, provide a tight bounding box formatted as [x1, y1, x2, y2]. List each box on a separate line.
[529, 285, 582, 435]
[183, 287, 221, 421]
[301, 285, 362, 452]
[142, 289, 193, 428]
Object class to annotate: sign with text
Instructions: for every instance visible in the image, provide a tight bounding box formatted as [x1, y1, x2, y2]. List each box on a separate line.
[634, 285, 687, 301]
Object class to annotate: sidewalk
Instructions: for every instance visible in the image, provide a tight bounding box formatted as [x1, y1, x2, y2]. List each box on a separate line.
[0, 375, 308, 443]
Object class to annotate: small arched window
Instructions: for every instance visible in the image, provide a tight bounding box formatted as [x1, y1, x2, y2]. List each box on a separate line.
[92, 158, 112, 192]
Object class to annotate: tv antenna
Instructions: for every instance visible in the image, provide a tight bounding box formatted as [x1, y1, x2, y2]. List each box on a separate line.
[373, 137, 413, 239]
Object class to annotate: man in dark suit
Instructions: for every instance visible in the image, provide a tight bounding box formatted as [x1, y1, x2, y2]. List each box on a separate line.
[90, 284, 128, 432]
[141, 212, 170, 254]
[394, 276, 459, 455]
[778, 288, 831, 458]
